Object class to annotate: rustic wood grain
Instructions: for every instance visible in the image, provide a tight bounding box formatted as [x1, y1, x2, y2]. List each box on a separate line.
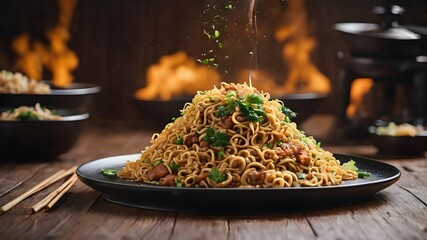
[0, 116, 426, 240]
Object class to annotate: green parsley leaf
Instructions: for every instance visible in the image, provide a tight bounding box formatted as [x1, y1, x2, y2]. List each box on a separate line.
[203, 128, 230, 147]
[217, 92, 265, 122]
[169, 163, 181, 171]
[176, 136, 183, 145]
[217, 105, 231, 117]
[246, 93, 263, 105]
[281, 106, 297, 122]
[217, 150, 225, 159]
[208, 168, 227, 183]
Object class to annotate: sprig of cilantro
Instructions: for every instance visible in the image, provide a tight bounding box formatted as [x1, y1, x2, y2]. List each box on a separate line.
[203, 128, 230, 147]
[217, 91, 266, 122]
[281, 106, 297, 123]
[208, 168, 227, 183]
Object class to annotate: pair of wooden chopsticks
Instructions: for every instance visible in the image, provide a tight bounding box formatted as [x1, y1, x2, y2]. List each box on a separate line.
[1, 166, 78, 213]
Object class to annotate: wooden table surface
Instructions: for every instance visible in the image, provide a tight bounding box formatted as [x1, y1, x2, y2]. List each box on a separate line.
[1, 115, 426, 240]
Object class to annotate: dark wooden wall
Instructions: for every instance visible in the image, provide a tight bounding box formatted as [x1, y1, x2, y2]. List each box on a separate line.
[1, 0, 426, 128]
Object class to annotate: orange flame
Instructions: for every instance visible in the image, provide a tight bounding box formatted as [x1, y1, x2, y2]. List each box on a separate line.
[346, 78, 374, 118]
[12, 0, 78, 87]
[135, 51, 220, 101]
[239, 0, 330, 95]
[138, 0, 329, 100]
[11, 33, 43, 81]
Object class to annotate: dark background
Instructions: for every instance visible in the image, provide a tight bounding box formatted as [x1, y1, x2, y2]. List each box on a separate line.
[1, 0, 426, 126]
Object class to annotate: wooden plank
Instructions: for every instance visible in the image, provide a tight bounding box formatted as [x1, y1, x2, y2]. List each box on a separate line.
[305, 185, 427, 240]
[60, 198, 176, 239]
[228, 214, 316, 240]
[172, 215, 228, 240]
[394, 159, 427, 205]
[1, 125, 426, 239]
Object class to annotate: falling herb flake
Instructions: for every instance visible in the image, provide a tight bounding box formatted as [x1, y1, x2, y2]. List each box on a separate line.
[214, 30, 220, 38]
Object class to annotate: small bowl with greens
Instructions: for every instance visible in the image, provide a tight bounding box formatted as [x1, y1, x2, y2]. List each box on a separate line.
[369, 122, 427, 156]
[0, 104, 89, 160]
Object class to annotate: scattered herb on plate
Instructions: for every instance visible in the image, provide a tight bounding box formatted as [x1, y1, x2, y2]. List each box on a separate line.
[100, 168, 118, 177]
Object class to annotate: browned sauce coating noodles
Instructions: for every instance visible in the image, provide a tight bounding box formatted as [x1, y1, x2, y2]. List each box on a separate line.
[118, 83, 357, 188]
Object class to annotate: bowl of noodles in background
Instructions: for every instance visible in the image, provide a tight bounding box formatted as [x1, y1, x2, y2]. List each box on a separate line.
[0, 104, 89, 160]
[0, 70, 101, 113]
[0, 71, 94, 160]
[369, 122, 427, 156]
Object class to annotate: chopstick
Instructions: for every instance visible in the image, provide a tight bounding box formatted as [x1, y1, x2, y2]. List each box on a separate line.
[1, 166, 77, 213]
[32, 173, 78, 212]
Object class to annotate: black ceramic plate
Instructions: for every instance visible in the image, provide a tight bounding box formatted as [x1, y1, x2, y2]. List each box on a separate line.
[77, 153, 400, 215]
[0, 81, 101, 112]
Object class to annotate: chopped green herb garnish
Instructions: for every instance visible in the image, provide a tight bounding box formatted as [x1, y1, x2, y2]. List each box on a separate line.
[341, 160, 371, 178]
[16, 111, 39, 121]
[214, 30, 220, 38]
[153, 160, 163, 166]
[266, 142, 273, 149]
[281, 106, 297, 123]
[169, 163, 181, 171]
[357, 172, 371, 179]
[203, 128, 230, 147]
[297, 172, 307, 179]
[140, 158, 146, 163]
[175, 177, 182, 187]
[100, 168, 118, 177]
[176, 136, 183, 145]
[246, 94, 263, 105]
[217, 150, 225, 159]
[217, 92, 265, 122]
[276, 139, 283, 145]
[208, 168, 227, 183]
